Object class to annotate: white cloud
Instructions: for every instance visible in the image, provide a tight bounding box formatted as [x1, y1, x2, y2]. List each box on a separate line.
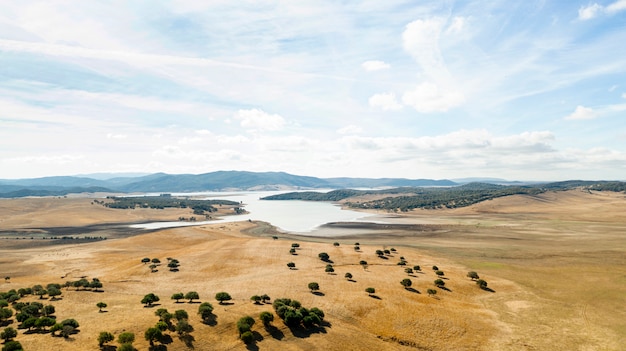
[361, 60, 390, 71]
[622, 92, 626, 98]
[233, 108, 286, 131]
[106, 133, 127, 139]
[401, 82, 464, 113]
[579, 1, 626, 20]
[446, 16, 466, 34]
[337, 125, 363, 135]
[564, 105, 598, 120]
[368, 92, 403, 111]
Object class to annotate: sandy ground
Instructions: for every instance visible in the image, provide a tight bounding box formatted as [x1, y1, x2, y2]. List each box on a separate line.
[0, 189, 625, 350]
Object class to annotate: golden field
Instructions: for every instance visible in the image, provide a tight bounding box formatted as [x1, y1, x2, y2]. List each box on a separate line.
[0, 189, 625, 350]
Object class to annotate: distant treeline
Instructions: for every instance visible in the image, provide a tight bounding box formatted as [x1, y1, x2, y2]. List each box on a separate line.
[101, 196, 240, 214]
[261, 181, 626, 211]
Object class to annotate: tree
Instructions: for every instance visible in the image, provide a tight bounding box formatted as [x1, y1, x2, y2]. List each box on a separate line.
[259, 311, 274, 326]
[141, 293, 160, 307]
[93, 302, 106, 313]
[176, 319, 193, 336]
[197, 302, 214, 322]
[149, 264, 157, 272]
[261, 294, 271, 303]
[359, 260, 368, 269]
[434, 279, 445, 287]
[0, 308, 13, 324]
[1, 341, 23, 351]
[289, 248, 296, 255]
[291, 243, 300, 249]
[171, 292, 184, 303]
[250, 295, 262, 304]
[413, 265, 421, 272]
[400, 278, 412, 289]
[35, 316, 56, 331]
[1, 327, 17, 342]
[60, 325, 75, 338]
[344, 272, 353, 280]
[240, 330, 254, 344]
[90, 279, 103, 292]
[98, 331, 114, 348]
[375, 249, 384, 256]
[61, 319, 80, 329]
[432, 265, 439, 271]
[427, 289, 437, 297]
[48, 287, 62, 300]
[50, 323, 63, 336]
[435, 270, 444, 277]
[325, 265, 334, 274]
[365, 287, 375, 296]
[118, 343, 135, 351]
[333, 242, 340, 246]
[144, 327, 162, 346]
[318, 252, 330, 261]
[43, 304, 55, 316]
[237, 316, 254, 335]
[174, 309, 188, 321]
[151, 258, 161, 264]
[141, 257, 150, 264]
[215, 292, 232, 304]
[118, 331, 135, 345]
[287, 262, 296, 269]
[467, 271, 480, 281]
[308, 282, 320, 293]
[185, 291, 199, 303]
[405, 267, 414, 275]
[476, 279, 488, 289]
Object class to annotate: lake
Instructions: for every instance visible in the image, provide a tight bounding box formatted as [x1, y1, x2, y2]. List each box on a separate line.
[130, 191, 378, 233]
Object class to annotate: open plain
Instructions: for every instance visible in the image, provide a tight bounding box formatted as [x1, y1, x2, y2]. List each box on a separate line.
[0, 189, 625, 350]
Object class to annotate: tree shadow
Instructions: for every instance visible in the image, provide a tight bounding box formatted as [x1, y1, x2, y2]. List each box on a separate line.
[347, 279, 356, 283]
[144, 303, 161, 308]
[312, 292, 325, 296]
[265, 325, 284, 340]
[101, 345, 117, 351]
[438, 286, 452, 292]
[288, 268, 298, 271]
[218, 302, 234, 306]
[201, 315, 218, 326]
[179, 334, 194, 348]
[150, 345, 168, 351]
[482, 287, 496, 293]
[368, 294, 381, 300]
[405, 287, 420, 294]
[377, 256, 389, 260]
[321, 259, 334, 264]
[160, 334, 174, 345]
[287, 321, 331, 339]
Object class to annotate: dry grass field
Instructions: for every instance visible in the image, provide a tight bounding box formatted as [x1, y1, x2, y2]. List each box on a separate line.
[0, 189, 624, 351]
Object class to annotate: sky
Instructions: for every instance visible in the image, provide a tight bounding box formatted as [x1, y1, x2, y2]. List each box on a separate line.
[1, 1, 625, 181]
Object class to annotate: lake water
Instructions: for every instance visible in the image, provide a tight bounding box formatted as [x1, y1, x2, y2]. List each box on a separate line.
[129, 191, 378, 233]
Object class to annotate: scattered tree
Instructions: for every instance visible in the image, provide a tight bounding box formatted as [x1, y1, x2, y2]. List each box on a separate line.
[435, 270, 445, 277]
[476, 279, 488, 289]
[1, 327, 17, 342]
[184, 291, 199, 303]
[287, 262, 296, 270]
[215, 292, 232, 304]
[289, 248, 296, 255]
[250, 295, 262, 304]
[96, 302, 107, 312]
[427, 289, 437, 297]
[98, 331, 114, 348]
[171, 292, 184, 303]
[400, 278, 412, 289]
[118, 343, 135, 351]
[141, 293, 160, 307]
[141, 258, 150, 264]
[432, 265, 439, 271]
[240, 330, 254, 344]
[325, 265, 335, 274]
[405, 268, 414, 275]
[467, 271, 480, 281]
[174, 309, 188, 321]
[333, 242, 340, 246]
[197, 302, 214, 322]
[259, 311, 274, 326]
[375, 249, 384, 256]
[151, 258, 161, 265]
[261, 294, 271, 303]
[344, 272, 353, 280]
[318, 252, 330, 262]
[413, 265, 421, 272]
[359, 260, 368, 269]
[118, 331, 135, 345]
[1, 341, 23, 351]
[308, 282, 320, 293]
[144, 327, 162, 346]
[365, 287, 375, 296]
[434, 279, 445, 287]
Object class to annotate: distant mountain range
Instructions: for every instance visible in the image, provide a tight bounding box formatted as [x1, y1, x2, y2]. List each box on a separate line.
[0, 171, 458, 198]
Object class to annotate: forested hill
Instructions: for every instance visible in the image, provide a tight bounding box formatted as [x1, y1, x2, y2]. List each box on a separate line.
[261, 181, 626, 211]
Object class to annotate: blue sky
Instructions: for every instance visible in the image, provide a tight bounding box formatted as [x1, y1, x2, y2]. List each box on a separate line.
[1, 0, 625, 181]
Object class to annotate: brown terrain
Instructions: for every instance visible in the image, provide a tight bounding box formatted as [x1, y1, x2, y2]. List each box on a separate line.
[0, 189, 625, 350]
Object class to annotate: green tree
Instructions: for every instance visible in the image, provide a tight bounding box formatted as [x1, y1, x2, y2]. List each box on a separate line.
[333, 242, 340, 246]
[171, 292, 184, 303]
[61, 319, 79, 329]
[43, 304, 55, 316]
[318, 252, 330, 261]
[0, 308, 13, 324]
[261, 294, 271, 303]
[427, 289, 437, 297]
[118, 343, 135, 351]
[365, 287, 375, 296]
[175, 319, 193, 336]
[259, 311, 274, 326]
[141, 293, 160, 307]
[405, 267, 414, 275]
[287, 262, 296, 269]
[240, 330, 254, 344]
[250, 295, 262, 304]
[96, 302, 107, 312]
[184, 291, 199, 303]
[434, 279, 445, 287]
[308, 282, 320, 293]
[375, 249, 384, 256]
[151, 258, 161, 265]
[432, 265, 439, 271]
[325, 265, 334, 274]
[144, 327, 162, 346]
[1, 341, 23, 351]
[174, 309, 188, 321]
[90, 279, 103, 292]
[359, 260, 368, 269]
[236, 316, 254, 335]
[435, 270, 444, 277]
[1, 327, 17, 342]
[197, 302, 214, 322]
[344, 272, 353, 280]
[141, 257, 150, 264]
[467, 271, 480, 280]
[400, 278, 412, 289]
[118, 331, 135, 345]
[476, 279, 488, 289]
[98, 331, 114, 347]
[215, 292, 232, 304]
[413, 265, 421, 272]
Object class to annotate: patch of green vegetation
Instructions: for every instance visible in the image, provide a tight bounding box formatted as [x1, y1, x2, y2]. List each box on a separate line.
[102, 196, 240, 215]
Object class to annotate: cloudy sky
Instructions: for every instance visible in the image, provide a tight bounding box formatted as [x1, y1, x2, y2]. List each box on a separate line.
[1, 1, 625, 181]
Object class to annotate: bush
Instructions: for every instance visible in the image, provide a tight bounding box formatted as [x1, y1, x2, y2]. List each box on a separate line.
[215, 292, 232, 304]
[1, 341, 23, 351]
[240, 330, 254, 344]
[98, 331, 114, 347]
